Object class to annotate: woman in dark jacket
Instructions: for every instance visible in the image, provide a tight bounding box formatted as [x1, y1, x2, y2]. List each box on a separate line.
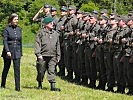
[1, 13, 22, 92]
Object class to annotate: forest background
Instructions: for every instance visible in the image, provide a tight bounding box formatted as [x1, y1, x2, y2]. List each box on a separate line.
[0, 0, 132, 45]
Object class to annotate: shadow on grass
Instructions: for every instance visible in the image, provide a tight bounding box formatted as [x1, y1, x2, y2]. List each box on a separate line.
[22, 86, 48, 90]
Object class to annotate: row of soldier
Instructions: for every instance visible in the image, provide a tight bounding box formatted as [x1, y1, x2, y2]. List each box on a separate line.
[33, 4, 133, 95]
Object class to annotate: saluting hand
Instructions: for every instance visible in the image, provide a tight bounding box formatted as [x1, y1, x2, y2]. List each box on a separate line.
[39, 6, 44, 13]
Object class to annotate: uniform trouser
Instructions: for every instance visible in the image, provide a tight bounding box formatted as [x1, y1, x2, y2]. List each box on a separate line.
[72, 44, 80, 80]
[36, 56, 57, 83]
[77, 43, 87, 83]
[128, 55, 133, 91]
[58, 47, 65, 76]
[1, 58, 20, 90]
[64, 42, 73, 78]
[104, 51, 115, 88]
[96, 45, 106, 87]
[113, 51, 122, 85]
[87, 46, 97, 85]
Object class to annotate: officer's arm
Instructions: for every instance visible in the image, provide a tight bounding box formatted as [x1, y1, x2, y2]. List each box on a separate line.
[3, 28, 9, 52]
[56, 36, 61, 62]
[34, 32, 42, 57]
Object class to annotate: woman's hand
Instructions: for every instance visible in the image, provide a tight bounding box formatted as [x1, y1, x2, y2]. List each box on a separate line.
[7, 52, 11, 57]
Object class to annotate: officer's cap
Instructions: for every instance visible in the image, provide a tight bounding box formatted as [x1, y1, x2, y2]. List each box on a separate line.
[92, 10, 98, 15]
[119, 15, 128, 23]
[44, 4, 51, 8]
[51, 7, 56, 11]
[77, 9, 83, 14]
[90, 14, 98, 19]
[60, 6, 67, 12]
[68, 5, 76, 11]
[100, 15, 108, 20]
[100, 9, 107, 14]
[83, 12, 90, 17]
[42, 17, 53, 25]
[127, 17, 133, 21]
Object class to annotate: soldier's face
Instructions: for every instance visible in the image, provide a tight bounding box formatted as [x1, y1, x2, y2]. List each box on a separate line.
[110, 19, 117, 25]
[46, 22, 53, 29]
[77, 14, 82, 18]
[127, 20, 133, 26]
[90, 17, 97, 24]
[51, 11, 57, 16]
[11, 16, 18, 26]
[100, 19, 106, 25]
[69, 9, 75, 15]
[119, 20, 126, 27]
[61, 11, 67, 16]
[44, 8, 50, 13]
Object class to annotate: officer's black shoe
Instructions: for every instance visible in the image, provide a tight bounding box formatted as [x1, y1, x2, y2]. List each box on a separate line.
[50, 83, 61, 92]
[105, 87, 114, 92]
[38, 82, 42, 89]
[15, 88, 20, 92]
[1, 85, 5, 88]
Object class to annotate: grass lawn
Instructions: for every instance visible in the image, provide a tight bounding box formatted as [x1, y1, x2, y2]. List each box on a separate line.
[0, 45, 133, 100]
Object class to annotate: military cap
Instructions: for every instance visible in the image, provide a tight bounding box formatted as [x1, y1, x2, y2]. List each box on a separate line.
[68, 5, 76, 10]
[77, 9, 83, 14]
[60, 6, 67, 12]
[128, 11, 133, 16]
[51, 7, 56, 11]
[44, 4, 51, 8]
[110, 16, 119, 22]
[119, 15, 128, 23]
[90, 14, 98, 19]
[83, 12, 90, 17]
[100, 9, 107, 14]
[43, 17, 53, 25]
[110, 12, 117, 16]
[127, 17, 133, 21]
[92, 10, 98, 15]
[100, 15, 108, 20]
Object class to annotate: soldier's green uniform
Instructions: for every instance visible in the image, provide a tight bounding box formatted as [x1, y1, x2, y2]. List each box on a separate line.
[34, 17, 61, 91]
[72, 10, 84, 83]
[85, 14, 100, 88]
[51, 7, 59, 30]
[113, 22, 129, 93]
[63, 5, 77, 80]
[96, 16, 109, 90]
[104, 20, 118, 92]
[56, 6, 67, 76]
[124, 17, 133, 95]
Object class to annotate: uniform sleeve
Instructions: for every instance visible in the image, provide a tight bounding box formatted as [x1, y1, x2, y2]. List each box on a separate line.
[34, 31, 42, 57]
[3, 28, 9, 52]
[20, 28, 23, 56]
[56, 35, 61, 61]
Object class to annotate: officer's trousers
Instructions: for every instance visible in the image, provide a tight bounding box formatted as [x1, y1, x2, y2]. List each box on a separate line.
[36, 56, 57, 83]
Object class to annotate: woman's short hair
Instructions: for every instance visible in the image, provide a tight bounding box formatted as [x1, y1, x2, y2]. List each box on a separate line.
[8, 13, 18, 24]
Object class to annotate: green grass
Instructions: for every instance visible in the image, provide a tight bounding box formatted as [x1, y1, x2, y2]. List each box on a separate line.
[0, 45, 133, 100]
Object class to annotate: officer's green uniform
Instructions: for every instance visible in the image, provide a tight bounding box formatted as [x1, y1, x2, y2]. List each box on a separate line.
[34, 17, 61, 91]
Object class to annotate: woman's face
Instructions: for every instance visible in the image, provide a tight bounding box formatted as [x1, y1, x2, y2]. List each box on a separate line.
[11, 16, 18, 26]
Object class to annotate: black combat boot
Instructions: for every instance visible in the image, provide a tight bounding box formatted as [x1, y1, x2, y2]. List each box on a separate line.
[105, 87, 114, 92]
[50, 83, 61, 91]
[38, 81, 42, 89]
[115, 86, 125, 94]
[1, 79, 6, 88]
[127, 88, 133, 95]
